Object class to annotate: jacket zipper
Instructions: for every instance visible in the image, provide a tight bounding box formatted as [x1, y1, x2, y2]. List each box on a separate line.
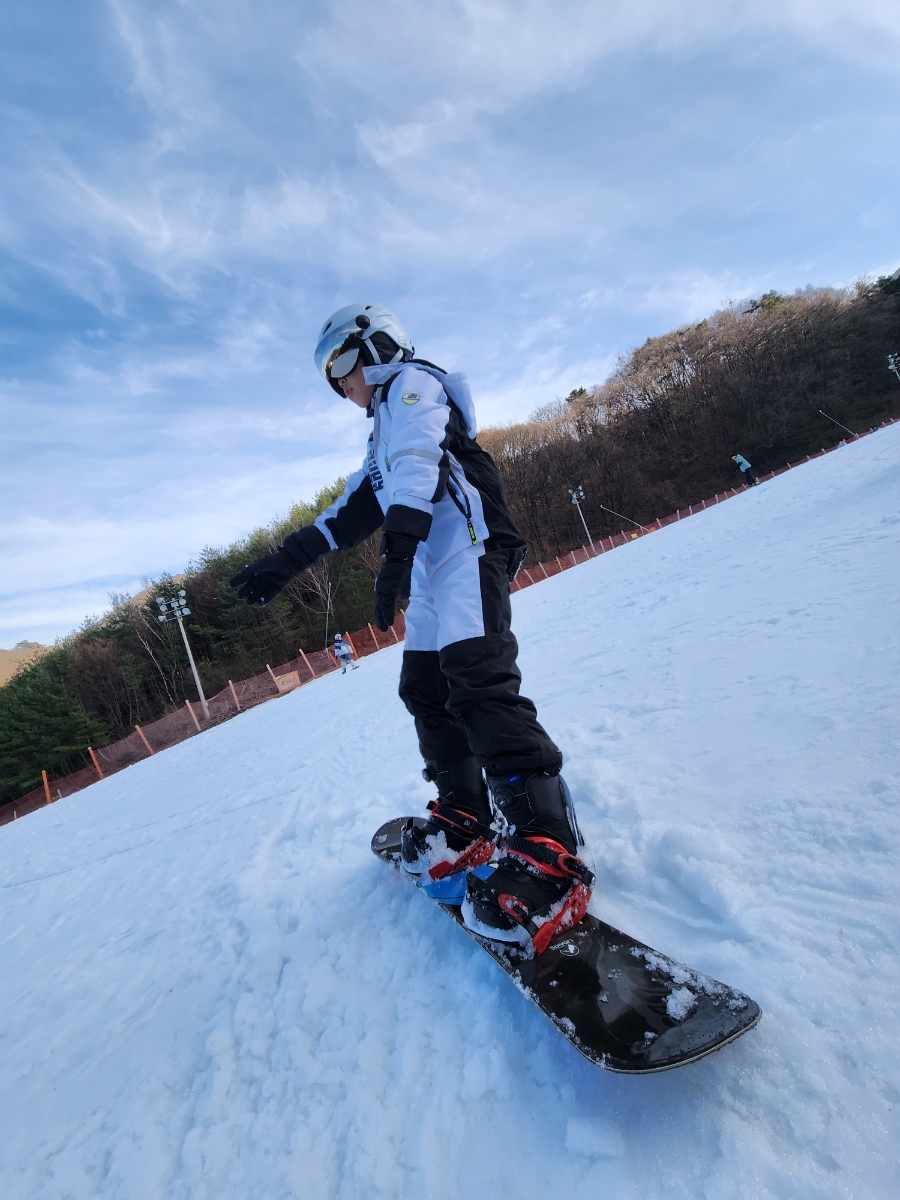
[447, 468, 478, 546]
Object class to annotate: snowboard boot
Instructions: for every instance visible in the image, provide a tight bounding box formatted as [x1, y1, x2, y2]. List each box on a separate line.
[400, 757, 497, 883]
[463, 768, 594, 954]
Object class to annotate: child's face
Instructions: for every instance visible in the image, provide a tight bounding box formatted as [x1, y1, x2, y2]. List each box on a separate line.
[338, 362, 376, 409]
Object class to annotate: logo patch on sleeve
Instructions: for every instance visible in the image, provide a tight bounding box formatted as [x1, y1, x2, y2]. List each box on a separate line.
[401, 392, 421, 405]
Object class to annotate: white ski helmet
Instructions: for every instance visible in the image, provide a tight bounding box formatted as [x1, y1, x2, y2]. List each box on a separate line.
[314, 303, 412, 393]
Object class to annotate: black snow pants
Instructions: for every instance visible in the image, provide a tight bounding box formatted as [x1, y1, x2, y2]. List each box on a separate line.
[398, 549, 561, 777]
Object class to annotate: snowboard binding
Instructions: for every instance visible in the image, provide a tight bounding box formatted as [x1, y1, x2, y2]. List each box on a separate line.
[400, 758, 498, 883]
[462, 768, 595, 955]
[400, 761, 595, 955]
[463, 849, 593, 954]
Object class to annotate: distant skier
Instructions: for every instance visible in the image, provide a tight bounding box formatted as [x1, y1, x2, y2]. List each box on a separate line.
[333, 633, 359, 674]
[229, 304, 592, 952]
[732, 454, 759, 486]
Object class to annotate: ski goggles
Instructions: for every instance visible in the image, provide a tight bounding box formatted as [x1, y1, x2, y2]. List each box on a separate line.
[314, 321, 368, 383]
[328, 344, 361, 380]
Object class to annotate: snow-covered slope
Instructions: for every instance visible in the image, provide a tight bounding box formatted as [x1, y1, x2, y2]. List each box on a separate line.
[2, 427, 899, 1200]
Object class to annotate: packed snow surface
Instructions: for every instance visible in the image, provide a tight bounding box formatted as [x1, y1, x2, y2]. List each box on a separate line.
[2, 427, 899, 1199]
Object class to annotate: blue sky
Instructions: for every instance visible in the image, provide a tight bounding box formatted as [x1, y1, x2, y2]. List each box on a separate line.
[2, 0, 898, 646]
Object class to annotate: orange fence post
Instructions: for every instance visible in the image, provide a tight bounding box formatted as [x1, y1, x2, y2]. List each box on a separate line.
[185, 699, 201, 732]
[389, 624, 399, 642]
[299, 648, 317, 678]
[134, 725, 155, 755]
[88, 747, 105, 779]
[266, 663, 280, 691]
[228, 680, 242, 711]
[368, 622, 380, 650]
[344, 632, 359, 659]
[42, 770, 52, 805]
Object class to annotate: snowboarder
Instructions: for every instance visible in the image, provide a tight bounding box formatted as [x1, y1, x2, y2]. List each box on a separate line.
[732, 454, 759, 486]
[229, 304, 592, 951]
[333, 633, 359, 674]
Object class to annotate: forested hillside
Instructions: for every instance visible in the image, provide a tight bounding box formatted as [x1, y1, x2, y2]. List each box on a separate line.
[1, 276, 898, 806]
[481, 277, 900, 559]
[0, 486, 385, 805]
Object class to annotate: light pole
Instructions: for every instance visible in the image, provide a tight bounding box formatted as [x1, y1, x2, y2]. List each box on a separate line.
[888, 353, 900, 384]
[156, 589, 210, 720]
[568, 486, 594, 550]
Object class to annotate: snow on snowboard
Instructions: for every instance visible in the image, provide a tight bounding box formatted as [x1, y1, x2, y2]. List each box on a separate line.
[372, 816, 761, 1073]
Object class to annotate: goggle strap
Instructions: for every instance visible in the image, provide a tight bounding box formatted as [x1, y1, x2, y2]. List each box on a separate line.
[329, 333, 405, 381]
[360, 330, 405, 367]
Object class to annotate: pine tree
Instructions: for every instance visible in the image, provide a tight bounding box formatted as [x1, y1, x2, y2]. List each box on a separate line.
[0, 648, 108, 804]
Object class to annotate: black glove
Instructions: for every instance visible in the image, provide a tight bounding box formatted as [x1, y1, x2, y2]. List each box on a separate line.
[229, 525, 330, 607]
[229, 553, 294, 606]
[374, 532, 419, 631]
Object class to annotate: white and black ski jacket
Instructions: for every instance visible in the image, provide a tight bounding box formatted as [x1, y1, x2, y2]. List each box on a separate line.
[287, 363, 525, 575]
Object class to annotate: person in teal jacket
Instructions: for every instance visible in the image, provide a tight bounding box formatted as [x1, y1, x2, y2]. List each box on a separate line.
[732, 454, 759, 486]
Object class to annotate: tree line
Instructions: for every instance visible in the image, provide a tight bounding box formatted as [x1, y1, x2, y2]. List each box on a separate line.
[0, 485, 385, 805]
[1, 276, 898, 807]
[479, 278, 899, 560]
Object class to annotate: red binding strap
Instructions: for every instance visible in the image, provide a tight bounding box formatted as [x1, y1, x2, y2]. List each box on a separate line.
[501, 835, 594, 887]
[531, 883, 592, 955]
[429, 800, 496, 842]
[428, 837, 495, 880]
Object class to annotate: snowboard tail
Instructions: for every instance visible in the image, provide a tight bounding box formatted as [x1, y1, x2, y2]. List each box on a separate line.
[373, 817, 761, 1074]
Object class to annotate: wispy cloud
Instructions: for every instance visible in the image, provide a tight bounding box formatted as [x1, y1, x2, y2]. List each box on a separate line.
[1, 0, 898, 642]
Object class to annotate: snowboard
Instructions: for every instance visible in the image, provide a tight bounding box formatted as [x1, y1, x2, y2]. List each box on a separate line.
[372, 817, 761, 1073]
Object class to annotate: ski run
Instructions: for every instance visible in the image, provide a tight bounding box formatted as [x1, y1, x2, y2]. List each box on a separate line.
[1, 423, 898, 1200]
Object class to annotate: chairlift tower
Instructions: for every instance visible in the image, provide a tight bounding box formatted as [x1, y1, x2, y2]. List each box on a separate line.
[156, 590, 210, 720]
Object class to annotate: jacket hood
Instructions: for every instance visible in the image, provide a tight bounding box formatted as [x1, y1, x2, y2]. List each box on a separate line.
[363, 363, 477, 439]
